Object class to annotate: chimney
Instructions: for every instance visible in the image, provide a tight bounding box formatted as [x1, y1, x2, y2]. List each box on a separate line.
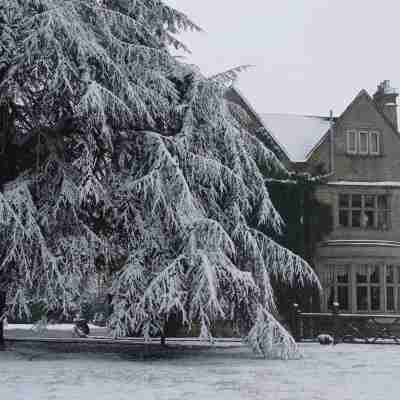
[373, 80, 399, 131]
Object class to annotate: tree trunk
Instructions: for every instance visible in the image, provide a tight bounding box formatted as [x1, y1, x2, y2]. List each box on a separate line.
[160, 333, 166, 346]
[0, 291, 6, 349]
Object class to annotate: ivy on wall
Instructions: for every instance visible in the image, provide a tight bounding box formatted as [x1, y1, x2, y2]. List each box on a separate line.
[266, 173, 333, 314]
[267, 175, 332, 263]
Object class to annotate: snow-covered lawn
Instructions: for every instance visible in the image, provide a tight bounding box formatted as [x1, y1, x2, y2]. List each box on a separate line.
[1, 334, 400, 400]
[4, 322, 110, 340]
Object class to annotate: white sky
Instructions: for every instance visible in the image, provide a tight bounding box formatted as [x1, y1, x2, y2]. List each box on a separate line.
[165, 0, 400, 117]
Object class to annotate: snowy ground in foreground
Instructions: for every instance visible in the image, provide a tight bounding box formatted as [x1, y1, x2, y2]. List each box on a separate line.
[2, 328, 400, 400]
[4, 323, 241, 344]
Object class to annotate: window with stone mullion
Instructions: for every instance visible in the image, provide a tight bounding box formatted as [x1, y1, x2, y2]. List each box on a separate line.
[338, 194, 350, 228]
[356, 264, 381, 312]
[351, 194, 362, 228]
[326, 264, 350, 311]
[338, 194, 390, 230]
[363, 194, 376, 229]
[378, 195, 390, 230]
[386, 265, 396, 312]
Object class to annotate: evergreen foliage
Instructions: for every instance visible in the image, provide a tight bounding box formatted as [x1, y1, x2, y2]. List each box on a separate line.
[267, 174, 333, 263]
[0, 0, 320, 358]
[266, 174, 332, 315]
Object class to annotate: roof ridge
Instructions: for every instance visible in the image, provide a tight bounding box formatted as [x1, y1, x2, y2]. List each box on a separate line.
[261, 112, 334, 120]
[338, 88, 400, 135]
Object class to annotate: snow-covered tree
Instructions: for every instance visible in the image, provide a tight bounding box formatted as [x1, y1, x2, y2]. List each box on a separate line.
[0, 0, 319, 357]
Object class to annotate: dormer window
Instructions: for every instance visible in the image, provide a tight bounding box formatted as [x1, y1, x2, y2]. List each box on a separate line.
[346, 130, 380, 155]
[346, 131, 357, 154]
[359, 131, 369, 154]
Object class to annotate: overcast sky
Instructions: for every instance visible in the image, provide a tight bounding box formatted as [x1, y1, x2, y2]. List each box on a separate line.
[165, 0, 400, 117]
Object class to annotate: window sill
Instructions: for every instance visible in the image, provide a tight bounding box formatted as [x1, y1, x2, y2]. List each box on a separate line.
[345, 152, 384, 158]
[336, 226, 390, 231]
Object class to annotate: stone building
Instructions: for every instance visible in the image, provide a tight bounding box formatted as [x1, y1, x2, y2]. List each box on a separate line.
[230, 80, 400, 314]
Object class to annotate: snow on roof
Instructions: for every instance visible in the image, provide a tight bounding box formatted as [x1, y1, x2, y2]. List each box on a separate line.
[259, 113, 332, 162]
[327, 181, 400, 187]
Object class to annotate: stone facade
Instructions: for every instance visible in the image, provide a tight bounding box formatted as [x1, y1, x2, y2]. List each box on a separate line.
[231, 80, 400, 315]
[304, 81, 400, 314]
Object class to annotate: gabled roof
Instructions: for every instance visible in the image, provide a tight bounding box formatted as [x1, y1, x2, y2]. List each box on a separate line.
[345, 89, 399, 135]
[231, 84, 398, 164]
[259, 113, 332, 162]
[260, 87, 400, 163]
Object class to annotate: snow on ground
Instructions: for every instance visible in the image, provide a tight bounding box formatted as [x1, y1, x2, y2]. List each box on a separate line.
[1, 335, 400, 400]
[5, 323, 101, 331]
[5, 323, 101, 332]
[4, 323, 109, 339]
[4, 323, 242, 344]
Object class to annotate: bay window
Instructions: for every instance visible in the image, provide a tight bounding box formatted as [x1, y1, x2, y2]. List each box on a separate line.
[338, 193, 390, 230]
[322, 264, 400, 313]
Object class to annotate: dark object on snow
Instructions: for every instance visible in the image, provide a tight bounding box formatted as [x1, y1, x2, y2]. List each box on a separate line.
[317, 334, 334, 345]
[93, 312, 107, 327]
[73, 318, 90, 337]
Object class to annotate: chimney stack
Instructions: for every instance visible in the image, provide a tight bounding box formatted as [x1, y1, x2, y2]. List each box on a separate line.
[373, 80, 399, 131]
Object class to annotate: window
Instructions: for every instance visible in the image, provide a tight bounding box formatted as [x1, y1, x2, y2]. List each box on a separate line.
[356, 265, 381, 312]
[370, 131, 380, 155]
[346, 130, 380, 155]
[378, 195, 390, 230]
[338, 194, 390, 230]
[386, 265, 395, 311]
[325, 264, 350, 311]
[346, 131, 357, 154]
[322, 264, 400, 313]
[363, 194, 375, 229]
[359, 131, 369, 154]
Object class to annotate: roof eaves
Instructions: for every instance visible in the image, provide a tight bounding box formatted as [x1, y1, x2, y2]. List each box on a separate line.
[230, 86, 292, 162]
[303, 128, 333, 162]
[302, 117, 337, 162]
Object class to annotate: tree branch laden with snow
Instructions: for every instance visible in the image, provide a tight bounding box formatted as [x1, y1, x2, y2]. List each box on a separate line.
[0, 0, 320, 358]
